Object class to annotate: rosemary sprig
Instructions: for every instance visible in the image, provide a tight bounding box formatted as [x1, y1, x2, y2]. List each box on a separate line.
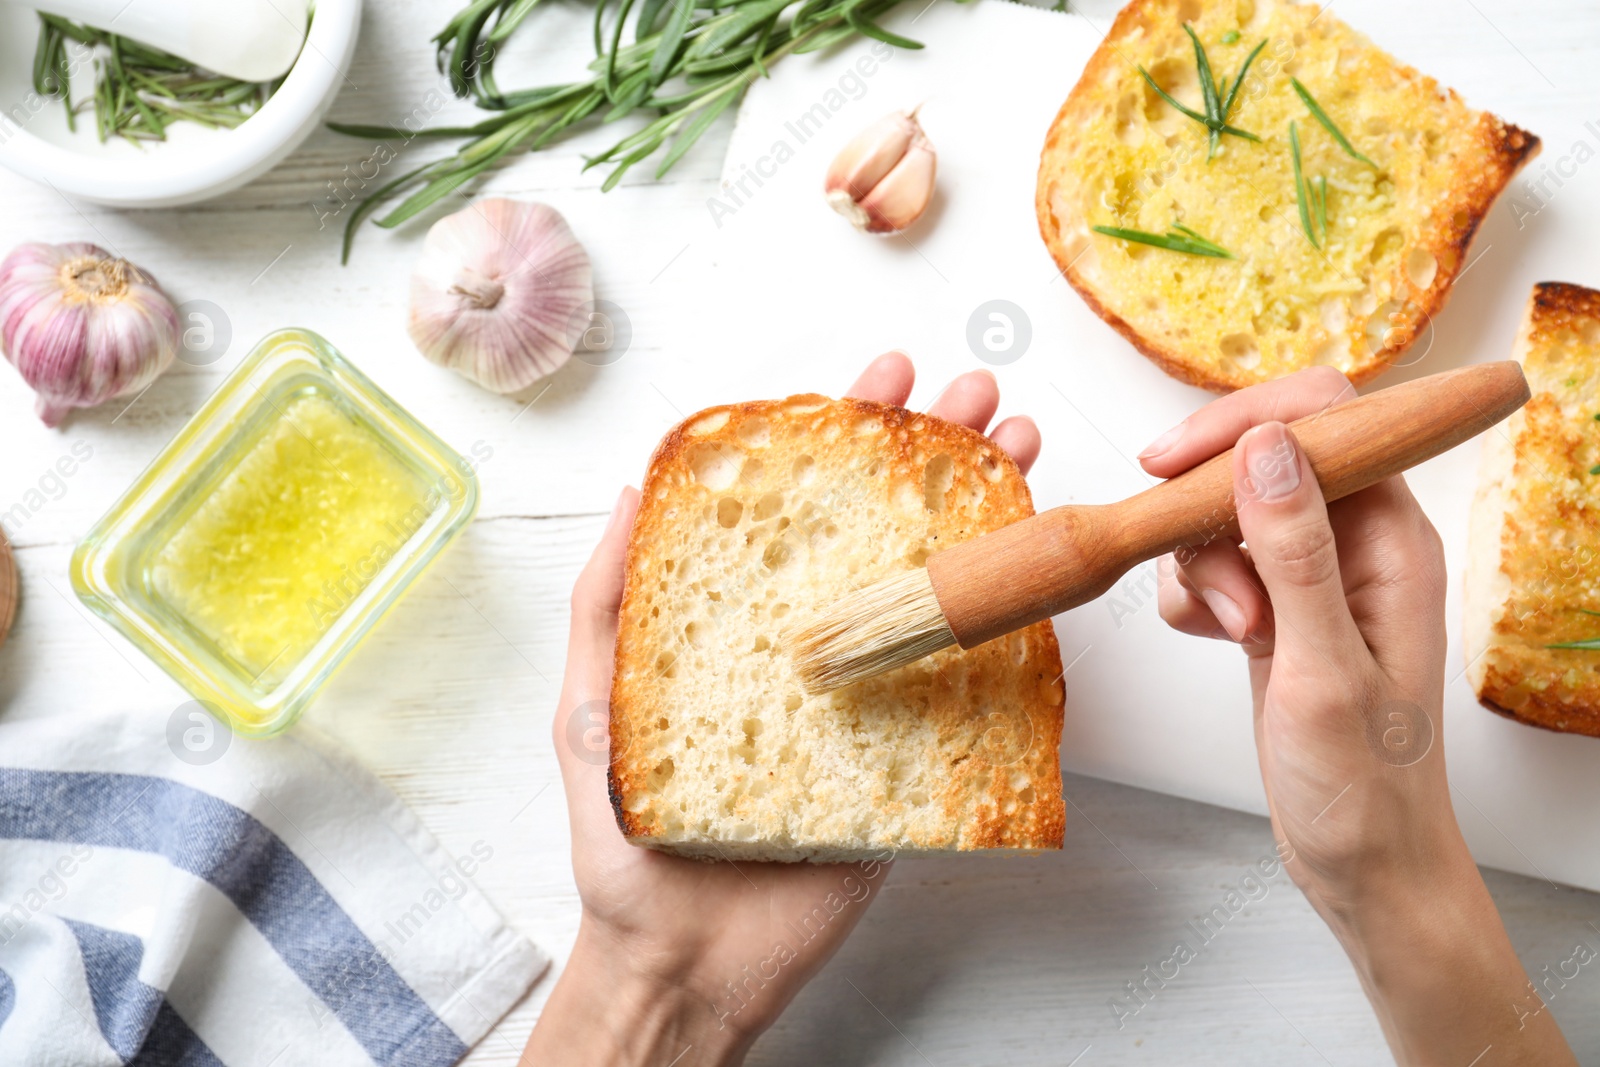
[1093, 223, 1234, 259]
[1290, 77, 1376, 169]
[1137, 26, 1263, 161]
[30, 15, 278, 146]
[332, 0, 948, 260]
[1290, 120, 1329, 248]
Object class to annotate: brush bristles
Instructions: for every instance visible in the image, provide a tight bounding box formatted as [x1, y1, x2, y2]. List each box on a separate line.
[789, 569, 957, 693]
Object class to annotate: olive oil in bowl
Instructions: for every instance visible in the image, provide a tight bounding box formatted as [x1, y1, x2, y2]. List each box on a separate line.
[73, 330, 478, 737]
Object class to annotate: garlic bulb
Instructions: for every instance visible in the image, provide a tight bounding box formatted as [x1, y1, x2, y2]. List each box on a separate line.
[0, 243, 179, 427]
[824, 111, 937, 235]
[408, 198, 595, 395]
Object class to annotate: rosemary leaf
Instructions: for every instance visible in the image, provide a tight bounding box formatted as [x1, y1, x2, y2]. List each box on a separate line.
[650, 0, 697, 84]
[1291, 77, 1376, 168]
[750, 15, 776, 76]
[656, 85, 741, 175]
[496, 0, 548, 41]
[636, 0, 670, 40]
[1547, 638, 1600, 650]
[1169, 222, 1226, 252]
[696, 0, 791, 57]
[1093, 224, 1234, 259]
[792, 20, 858, 52]
[1219, 38, 1267, 123]
[1183, 24, 1223, 159]
[604, 68, 655, 119]
[1136, 65, 1209, 125]
[1290, 121, 1318, 249]
[381, 157, 500, 227]
[605, 0, 640, 98]
[600, 132, 670, 191]
[32, 19, 59, 97]
[847, 6, 924, 50]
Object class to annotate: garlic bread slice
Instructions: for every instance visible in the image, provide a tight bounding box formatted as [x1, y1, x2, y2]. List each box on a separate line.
[1036, 0, 1538, 391]
[1466, 283, 1600, 738]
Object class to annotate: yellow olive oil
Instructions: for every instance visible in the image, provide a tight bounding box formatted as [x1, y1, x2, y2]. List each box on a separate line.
[150, 392, 432, 688]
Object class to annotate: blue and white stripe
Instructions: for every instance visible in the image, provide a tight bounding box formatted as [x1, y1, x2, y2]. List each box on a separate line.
[0, 711, 545, 1067]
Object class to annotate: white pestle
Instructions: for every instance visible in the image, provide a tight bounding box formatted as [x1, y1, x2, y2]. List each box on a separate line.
[13, 0, 311, 83]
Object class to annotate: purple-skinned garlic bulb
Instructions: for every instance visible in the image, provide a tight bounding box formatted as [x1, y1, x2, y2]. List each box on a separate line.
[408, 198, 595, 395]
[0, 243, 179, 427]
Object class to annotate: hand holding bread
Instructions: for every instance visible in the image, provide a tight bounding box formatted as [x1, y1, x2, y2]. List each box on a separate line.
[524, 354, 1047, 1064]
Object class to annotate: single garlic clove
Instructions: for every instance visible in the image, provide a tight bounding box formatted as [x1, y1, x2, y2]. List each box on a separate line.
[823, 110, 936, 235]
[825, 112, 917, 202]
[0, 242, 178, 427]
[408, 198, 594, 396]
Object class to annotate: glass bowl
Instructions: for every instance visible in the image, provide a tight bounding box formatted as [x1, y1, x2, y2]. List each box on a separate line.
[72, 328, 478, 737]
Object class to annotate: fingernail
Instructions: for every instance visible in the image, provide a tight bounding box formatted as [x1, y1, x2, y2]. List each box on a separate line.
[604, 488, 631, 535]
[1202, 588, 1247, 642]
[1242, 423, 1301, 503]
[1139, 419, 1186, 460]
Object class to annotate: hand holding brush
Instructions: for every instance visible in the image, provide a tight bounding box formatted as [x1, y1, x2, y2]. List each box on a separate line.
[791, 360, 1530, 692]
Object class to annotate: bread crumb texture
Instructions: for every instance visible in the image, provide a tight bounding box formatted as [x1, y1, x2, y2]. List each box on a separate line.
[609, 395, 1066, 861]
[1036, 0, 1537, 391]
[1467, 283, 1600, 737]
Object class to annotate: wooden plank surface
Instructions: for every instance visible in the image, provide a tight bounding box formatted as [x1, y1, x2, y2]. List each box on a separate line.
[0, 0, 1597, 1062]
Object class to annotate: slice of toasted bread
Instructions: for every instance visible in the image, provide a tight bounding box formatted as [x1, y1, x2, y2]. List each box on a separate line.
[1036, 0, 1538, 392]
[608, 395, 1066, 862]
[1465, 283, 1600, 737]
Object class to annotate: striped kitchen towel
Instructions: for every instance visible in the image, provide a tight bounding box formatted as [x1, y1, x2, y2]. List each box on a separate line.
[0, 707, 546, 1066]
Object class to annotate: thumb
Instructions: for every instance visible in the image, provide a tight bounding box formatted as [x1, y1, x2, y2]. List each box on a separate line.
[553, 487, 640, 778]
[1233, 422, 1365, 669]
[565, 485, 641, 700]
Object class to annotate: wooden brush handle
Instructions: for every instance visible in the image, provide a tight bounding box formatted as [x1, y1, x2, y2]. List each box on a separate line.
[927, 362, 1530, 650]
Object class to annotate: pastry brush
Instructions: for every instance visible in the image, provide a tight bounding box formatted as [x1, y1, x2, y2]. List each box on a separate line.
[790, 361, 1529, 693]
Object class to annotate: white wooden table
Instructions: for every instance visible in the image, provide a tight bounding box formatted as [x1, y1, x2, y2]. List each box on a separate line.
[1, 0, 1597, 1062]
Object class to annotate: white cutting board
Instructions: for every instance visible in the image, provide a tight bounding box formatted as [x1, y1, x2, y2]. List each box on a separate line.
[659, 0, 1600, 891]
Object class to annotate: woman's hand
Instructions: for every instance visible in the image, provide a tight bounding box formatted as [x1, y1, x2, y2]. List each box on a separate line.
[1144, 366, 1576, 1066]
[523, 352, 1041, 1067]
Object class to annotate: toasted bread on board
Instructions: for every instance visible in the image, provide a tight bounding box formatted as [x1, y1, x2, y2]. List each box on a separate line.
[1466, 283, 1600, 737]
[609, 395, 1066, 861]
[1036, 0, 1537, 391]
